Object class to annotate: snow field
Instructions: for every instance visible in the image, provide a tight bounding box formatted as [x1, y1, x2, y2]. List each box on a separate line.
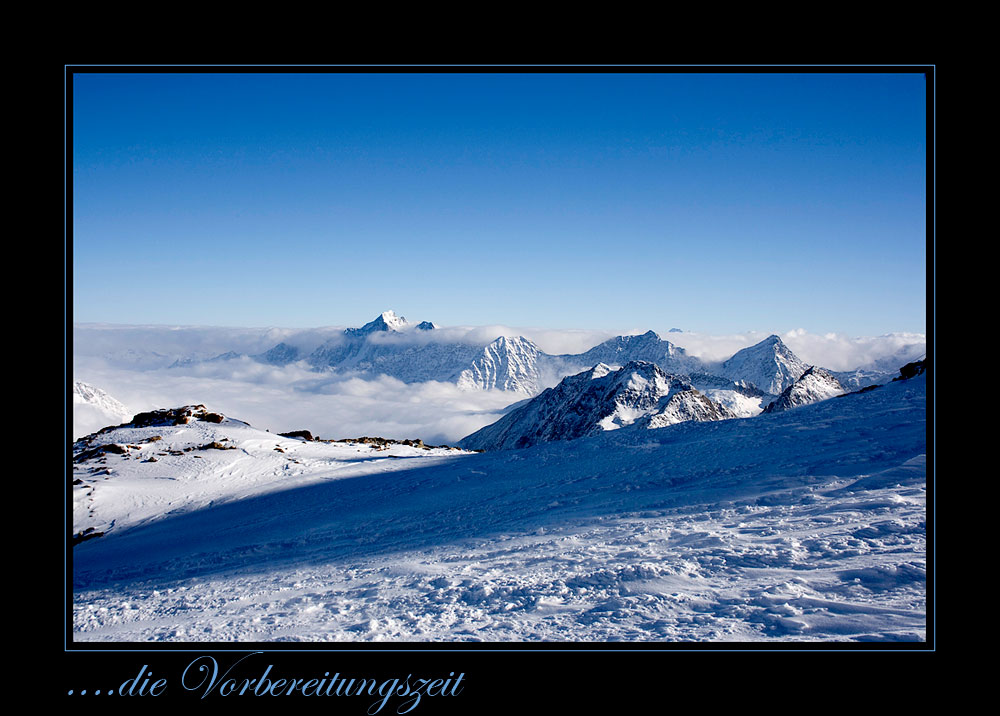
[73, 376, 927, 642]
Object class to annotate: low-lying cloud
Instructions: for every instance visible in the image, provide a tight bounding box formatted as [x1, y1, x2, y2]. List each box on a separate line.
[73, 355, 517, 444]
[72, 322, 926, 443]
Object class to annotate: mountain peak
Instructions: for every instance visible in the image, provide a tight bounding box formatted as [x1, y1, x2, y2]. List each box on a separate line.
[345, 310, 409, 337]
[460, 360, 729, 451]
[457, 335, 543, 394]
[762, 366, 845, 414]
[719, 335, 809, 395]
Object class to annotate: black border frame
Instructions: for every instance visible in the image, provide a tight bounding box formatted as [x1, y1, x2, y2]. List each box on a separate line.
[62, 64, 936, 705]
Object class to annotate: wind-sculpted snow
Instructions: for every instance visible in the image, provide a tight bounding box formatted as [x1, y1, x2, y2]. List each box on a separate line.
[458, 362, 734, 451]
[72, 374, 927, 642]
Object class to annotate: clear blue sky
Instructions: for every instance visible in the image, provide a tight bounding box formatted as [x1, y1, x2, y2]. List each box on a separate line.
[72, 71, 928, 335]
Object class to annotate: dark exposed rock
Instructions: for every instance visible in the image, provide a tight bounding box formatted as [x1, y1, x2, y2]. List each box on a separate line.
[201, 412, 225, 423]
[128, 405, 212, 428]
[73, 528, 105, 546]
[893, 358, 928, 382]
[279, 430, 315, 441]
[74, 443, 129, 463]
[196, 442, 236, 451]
[333, 436, 441, 450]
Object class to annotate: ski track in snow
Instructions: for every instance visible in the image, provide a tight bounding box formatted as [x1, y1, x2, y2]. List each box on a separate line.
[72, 377, 927, 643]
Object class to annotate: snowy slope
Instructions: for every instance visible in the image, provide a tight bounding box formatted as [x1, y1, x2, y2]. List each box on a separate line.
[459, 362, 733, 451]
[763, 367, 846, 414]
[73, 373, 928, 642]
[72, 406, 471, 542]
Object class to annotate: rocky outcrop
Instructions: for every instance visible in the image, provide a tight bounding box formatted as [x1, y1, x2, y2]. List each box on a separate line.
[128, 405, 220, 428]
[893, 358, 928, 381]
[279, 430, 316, 441]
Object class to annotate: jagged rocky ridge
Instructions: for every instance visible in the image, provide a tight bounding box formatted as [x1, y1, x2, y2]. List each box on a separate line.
[762, 367, 846, 414]
[459, 361, 735, 451]
[461, 353, 928, 452]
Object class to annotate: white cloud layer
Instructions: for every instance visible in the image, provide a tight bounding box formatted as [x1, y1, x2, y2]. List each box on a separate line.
[72, 323, 926, 442]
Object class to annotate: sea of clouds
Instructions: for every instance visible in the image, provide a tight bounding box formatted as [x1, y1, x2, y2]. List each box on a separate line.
[72, 323, 926, 443]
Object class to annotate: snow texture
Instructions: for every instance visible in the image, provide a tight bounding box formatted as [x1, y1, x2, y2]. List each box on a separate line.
[72, 371, 927, 643]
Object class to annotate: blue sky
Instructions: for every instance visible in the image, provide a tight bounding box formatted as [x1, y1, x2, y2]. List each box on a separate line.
[72, 71, 928, 335]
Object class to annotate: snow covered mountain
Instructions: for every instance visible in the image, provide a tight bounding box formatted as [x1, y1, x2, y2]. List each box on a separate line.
[254, 341, 302, 366]
[762, 366, 846, 414]
[457, 335, 545, 394]
[305, 311, 418, 370]
[344, 309, 409, 337]
[460, 361, 734, 451]
[73, 382, 131, 440]
[161, 315, 898, 413]
[561, 330, 700, 375]
[715, 335, 809, 395]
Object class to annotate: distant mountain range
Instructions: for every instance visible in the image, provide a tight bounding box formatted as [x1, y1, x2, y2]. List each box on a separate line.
[73, 312, 930, 454]
[161, 310, 910, 407]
